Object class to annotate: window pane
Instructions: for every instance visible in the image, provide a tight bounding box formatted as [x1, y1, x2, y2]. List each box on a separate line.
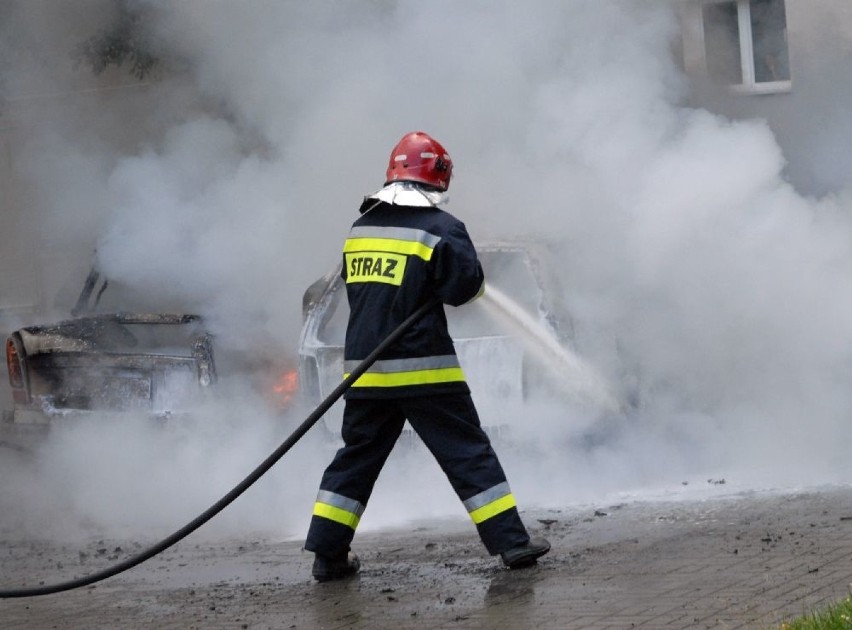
[751, 0, 790, 82]
[703, 2, 743, 84]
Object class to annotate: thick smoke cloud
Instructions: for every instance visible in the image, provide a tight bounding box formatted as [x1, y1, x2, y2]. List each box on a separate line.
[3, 0, 852, 544]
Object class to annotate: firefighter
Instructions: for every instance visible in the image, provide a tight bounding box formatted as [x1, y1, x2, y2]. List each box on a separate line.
[304, 131, 550, 581]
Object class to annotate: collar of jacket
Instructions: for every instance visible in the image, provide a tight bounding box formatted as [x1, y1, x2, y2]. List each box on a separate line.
[366, 182, 449, 208]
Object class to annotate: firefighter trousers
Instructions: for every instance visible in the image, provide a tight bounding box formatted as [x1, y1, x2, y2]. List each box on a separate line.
[304, 393, 530, 558]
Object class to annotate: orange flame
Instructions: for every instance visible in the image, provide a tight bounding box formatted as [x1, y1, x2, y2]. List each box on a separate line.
[271, 369, 299, 407]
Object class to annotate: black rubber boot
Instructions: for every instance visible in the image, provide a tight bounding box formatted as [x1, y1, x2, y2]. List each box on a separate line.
[500, 538, 551, 569]
[312, 552, 361, 582]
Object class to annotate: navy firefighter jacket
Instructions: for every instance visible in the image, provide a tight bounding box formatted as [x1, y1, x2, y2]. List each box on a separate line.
[341, 197, 485, 399]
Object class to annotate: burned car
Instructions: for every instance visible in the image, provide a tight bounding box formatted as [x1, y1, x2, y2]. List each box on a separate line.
[298, 241, 584, 442]
[4, 268, 217, 429]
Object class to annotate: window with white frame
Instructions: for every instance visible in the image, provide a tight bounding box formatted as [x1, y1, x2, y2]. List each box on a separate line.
[688, 0, 791, 94]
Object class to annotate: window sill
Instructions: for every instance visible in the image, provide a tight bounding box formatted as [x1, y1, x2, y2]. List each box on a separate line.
[729, 80, 793, 95]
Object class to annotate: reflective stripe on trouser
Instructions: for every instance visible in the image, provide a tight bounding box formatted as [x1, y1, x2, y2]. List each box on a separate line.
[312, 490, 365, 530]
[343, 355, 466, 389]
[463, 481, 517, 525]
[304, 394, 529, 558]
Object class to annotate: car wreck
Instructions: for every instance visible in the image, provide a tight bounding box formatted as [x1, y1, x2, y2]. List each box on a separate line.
[3, 268, 217, 430]
[298, 241, 581, 442]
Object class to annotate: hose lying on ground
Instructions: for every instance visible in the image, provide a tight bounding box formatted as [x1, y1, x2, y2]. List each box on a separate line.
[0, 297, 439, 598]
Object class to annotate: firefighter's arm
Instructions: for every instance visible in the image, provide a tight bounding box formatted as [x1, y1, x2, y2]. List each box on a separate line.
[432, 222, 485, 307]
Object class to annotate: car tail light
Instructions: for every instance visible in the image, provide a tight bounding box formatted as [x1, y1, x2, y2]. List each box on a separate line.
[6, 337, 29, 404]
[198, 361, 213, 387]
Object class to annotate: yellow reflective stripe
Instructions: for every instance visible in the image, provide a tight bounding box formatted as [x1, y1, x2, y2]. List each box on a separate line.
[313, 502, 361, 530]
[343, 237, 435, 261]
[469, 493, 517, 525]
[344, 367, 466, 388]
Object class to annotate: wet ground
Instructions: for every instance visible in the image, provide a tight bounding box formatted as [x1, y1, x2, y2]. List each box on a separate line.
[3, 485, 852, 629]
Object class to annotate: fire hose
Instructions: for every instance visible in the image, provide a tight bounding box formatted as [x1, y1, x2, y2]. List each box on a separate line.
[0, 297, 439, 598]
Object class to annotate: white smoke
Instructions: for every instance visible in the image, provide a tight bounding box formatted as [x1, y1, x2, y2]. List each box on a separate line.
[2, 0, 852, 546]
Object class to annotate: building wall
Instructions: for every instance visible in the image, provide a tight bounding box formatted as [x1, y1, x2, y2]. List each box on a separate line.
[680, 0, 852, 195]
[0, 122, 40, 319]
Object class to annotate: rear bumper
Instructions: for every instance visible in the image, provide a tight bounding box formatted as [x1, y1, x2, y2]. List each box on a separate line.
[5, 405, 193, 425]
[7, 407, 54, 425]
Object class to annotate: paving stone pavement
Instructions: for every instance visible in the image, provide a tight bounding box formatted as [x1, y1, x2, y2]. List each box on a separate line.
[3, 485, 852, 629]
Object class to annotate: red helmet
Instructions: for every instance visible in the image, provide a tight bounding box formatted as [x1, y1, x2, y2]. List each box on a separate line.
[385, 131, 453, 191]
